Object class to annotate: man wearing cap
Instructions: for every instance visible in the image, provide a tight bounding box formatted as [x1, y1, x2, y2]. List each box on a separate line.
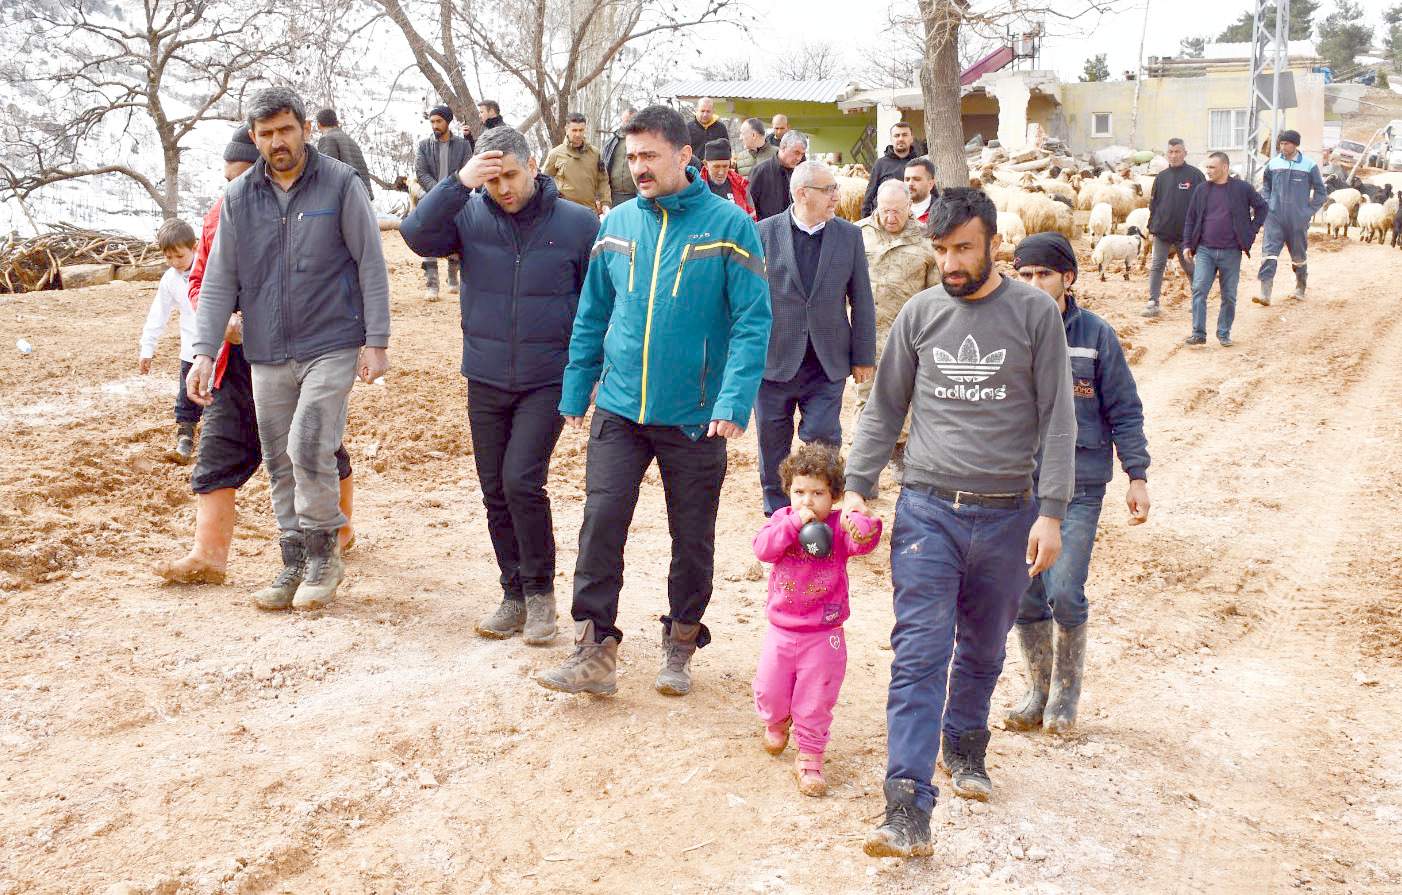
[698, 139, 754, 218]
[1005, 232, 1150, 740]
[1253, 129, 1326, 307]
[415, 104, 472, 300]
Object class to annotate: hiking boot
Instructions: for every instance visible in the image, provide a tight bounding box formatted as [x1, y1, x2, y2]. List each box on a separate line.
[536, 620, 618, 695]
[1140, 302, 1161, 318]
[1044, 622, 1088, 735]
[1004, 620, 1053, 731]
[1184, 334, 1206, 347]
[942, 730, 993, 801]
[522, 592, 558, 646]
[292, 529, 343, 611]
[1252, 278, 1272, 307]
[863, 778, 933, 858]
[170, 421, 196, 465]
[252, 531, 305, 611]
[655, 620, 700, 696]
[475, 596, 526, 639]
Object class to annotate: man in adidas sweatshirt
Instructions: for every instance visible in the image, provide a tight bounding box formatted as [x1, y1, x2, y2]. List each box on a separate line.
[850, 188, 1076, 860]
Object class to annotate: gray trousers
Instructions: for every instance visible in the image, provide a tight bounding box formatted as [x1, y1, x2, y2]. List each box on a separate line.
[250, 346, 359, 533]
[1147, 235, 1194, 305]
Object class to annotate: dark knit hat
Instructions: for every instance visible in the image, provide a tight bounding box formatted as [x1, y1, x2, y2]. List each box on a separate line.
[429, 104, 454, 123]
[704, 138, 732, 161]
[1012, 232, 1078, 275]
[223, 126, 260, 164]
[1277, 129, 1301, 146]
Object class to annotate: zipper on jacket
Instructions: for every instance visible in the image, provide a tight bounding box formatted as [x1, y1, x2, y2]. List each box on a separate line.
[698, 337, 708, 407]
[638, 206, 669, 424]
[628, 243, 636, 292]
[671, 243, 690, 297]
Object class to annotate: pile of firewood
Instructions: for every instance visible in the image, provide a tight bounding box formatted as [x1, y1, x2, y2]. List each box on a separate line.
[0, 224, 162, 293]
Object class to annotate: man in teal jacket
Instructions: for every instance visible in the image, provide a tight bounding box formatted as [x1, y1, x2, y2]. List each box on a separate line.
[538, 105, 772, 698]
[1253, 129, 1326, 306]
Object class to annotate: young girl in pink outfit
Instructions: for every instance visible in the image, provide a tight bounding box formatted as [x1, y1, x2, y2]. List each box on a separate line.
[752, 443, 882, 796]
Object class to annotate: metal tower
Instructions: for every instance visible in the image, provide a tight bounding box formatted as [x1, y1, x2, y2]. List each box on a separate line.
[1245, 0, 1290, 183]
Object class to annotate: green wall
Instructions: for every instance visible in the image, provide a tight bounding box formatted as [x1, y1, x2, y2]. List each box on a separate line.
[717, 99, 874, 161]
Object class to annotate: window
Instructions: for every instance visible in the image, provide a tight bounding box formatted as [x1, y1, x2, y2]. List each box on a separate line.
[1091, 112, 1113, 137]
[1209, 109, 1250, 150]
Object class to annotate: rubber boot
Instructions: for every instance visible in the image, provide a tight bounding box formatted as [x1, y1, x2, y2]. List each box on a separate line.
[252, 531, 305, 611]
[171, 421, 196, 465]
[1291, 267, 1307, 301]
[446, 258, 460, 289]
[1044, 622, 1088, 735]
[423, 261, 440, 302]
[655, 620, 700, 696]
[942, 730, 993, 801]
[1004, 620, 1053, 731]
[863, 778, 934, 858]
[338, 474, 356, 555]
[476, 596, 526, 639]
[155, 487, 236, 585]
[292, 529, 344, 611]
[523, 591, 558, 646]
[536, 620, 618, 695]
[1252, 277, 1273, 307]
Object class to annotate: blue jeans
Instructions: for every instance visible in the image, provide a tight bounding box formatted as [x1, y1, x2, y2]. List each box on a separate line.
[755, 350, 845, 515]
[1257, 214, 1308, 284]
[886, 486, 1039, 812]
[1017, 485, 1106, 628]
[1190, 246, 1241, 341]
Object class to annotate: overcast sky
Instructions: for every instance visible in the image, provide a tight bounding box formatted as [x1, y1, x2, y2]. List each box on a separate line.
[696, 0, 1391, 84]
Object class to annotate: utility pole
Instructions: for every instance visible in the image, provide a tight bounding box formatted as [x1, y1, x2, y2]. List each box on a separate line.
[1245, 0, 1290, 184]
[1129, 0, 1151, 148]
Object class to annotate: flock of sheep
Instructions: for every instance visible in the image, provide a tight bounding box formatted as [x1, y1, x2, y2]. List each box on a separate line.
[1315, 174, 1400, 246]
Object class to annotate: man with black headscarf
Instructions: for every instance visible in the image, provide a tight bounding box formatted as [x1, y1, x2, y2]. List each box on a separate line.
[415, 104, 472, 300]
[1004, 232, 1149, 743]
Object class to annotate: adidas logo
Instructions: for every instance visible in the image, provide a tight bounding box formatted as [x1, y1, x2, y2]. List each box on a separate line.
[933, 335, 1006, 383]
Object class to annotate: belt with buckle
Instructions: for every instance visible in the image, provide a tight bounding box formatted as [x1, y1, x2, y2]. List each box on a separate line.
[907, 482, 1030, 509]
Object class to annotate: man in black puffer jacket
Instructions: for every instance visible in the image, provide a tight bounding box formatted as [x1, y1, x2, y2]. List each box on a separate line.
[401, 126, 599, 647]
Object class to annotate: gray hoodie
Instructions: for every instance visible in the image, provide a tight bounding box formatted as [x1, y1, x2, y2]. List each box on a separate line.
[845, 275, 1076, 518]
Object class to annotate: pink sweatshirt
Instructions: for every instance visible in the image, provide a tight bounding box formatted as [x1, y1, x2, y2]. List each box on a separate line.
[752, 506, 883, 631]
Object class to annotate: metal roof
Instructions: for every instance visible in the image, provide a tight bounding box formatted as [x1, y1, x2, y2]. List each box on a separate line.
[659, 80, 859, 104]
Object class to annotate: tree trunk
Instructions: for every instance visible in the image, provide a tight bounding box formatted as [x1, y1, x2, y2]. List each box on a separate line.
[162, 144, 180, 221]
[918, 0, 971, 188]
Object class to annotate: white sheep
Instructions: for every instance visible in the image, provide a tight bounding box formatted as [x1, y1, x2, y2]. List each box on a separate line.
[1087, 202, 1114, 241]
[1329, 188, 1363, 225]
[1091, 226, 1145, 281]
[1321, 200, 1350, 238]
[1124, 206, 1150, 236]
[1357, 202, 1390, 244]
[997, 210, 1027, 246]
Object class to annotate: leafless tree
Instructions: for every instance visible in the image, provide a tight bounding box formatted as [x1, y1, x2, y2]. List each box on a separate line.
[0, 0, 296, 220]
[770, 41, 851, 82]
[371, 0, 742, 145]
[696, 55, 753, 81]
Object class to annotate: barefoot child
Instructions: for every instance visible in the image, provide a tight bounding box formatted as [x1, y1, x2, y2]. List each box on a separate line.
[137, 218, 201, 463]
[752, 442, 882, 796]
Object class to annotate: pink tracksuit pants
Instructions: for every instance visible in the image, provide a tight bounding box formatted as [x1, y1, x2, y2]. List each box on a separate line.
[752, 625, 848, 756]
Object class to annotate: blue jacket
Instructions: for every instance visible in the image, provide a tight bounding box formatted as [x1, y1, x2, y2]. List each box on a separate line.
[400, 174, 598, 390]
[1182, 177, 1267, 255]
[1062, 294, 1150, 486]
[560, 170, 772, 429]
[1261, 151, 1328, 227]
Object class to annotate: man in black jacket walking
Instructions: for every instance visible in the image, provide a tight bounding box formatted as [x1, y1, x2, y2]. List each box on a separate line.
[1142, 138, 1203, 317]
[1181, 152, 1267, 348]
[861, 122, 918, 218]
[749, 131, 807, 221]
[315, 109, 374, 197]
[400, 126, 599, 645]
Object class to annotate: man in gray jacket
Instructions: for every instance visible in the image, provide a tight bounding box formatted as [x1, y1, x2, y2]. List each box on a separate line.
[755, 160, 875, 515]
[415, 104, 472, 300]
[315, 108, 373, 197]
[849, 188, 1074, 859]
[186, 86, 390, 613]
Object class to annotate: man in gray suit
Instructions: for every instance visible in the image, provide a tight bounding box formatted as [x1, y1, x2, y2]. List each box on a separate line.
[754, 160, 877, 515]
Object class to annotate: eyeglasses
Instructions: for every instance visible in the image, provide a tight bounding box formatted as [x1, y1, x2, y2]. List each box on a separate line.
[804, 183, 840, 195]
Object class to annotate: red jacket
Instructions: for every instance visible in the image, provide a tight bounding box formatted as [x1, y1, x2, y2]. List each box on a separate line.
[701, 168, 755, 219]
[188, 198, 234, 387]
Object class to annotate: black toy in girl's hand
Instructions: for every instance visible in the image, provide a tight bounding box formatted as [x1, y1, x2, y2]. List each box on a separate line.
[798, 520, 833, 559]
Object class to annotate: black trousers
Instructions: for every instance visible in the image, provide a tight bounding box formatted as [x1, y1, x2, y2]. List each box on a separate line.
[467, 379, 565, 599]
[174, 360, 205, 425]
[571, 409, 727, 644]
[191, 344, 351, 495]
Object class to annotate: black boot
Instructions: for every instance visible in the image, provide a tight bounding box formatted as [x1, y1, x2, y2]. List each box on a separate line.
[446, 258, 460, 289]
[1004, 620, 1052, 731]
[292, 529, 344, 611]
[251, 531, 305, 611]
[942, 729, 993, 801]
[171, 421, 196, 465]
[1044, 622, 1087, 734]
[863, 778, 933, 858]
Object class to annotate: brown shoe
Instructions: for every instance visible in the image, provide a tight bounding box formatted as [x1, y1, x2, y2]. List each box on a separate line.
[536, 620, 618, 695]
[655, 620, 700, 696]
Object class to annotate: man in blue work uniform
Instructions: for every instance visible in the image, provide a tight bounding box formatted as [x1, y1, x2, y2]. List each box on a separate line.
[1253, 129, 1327, 307]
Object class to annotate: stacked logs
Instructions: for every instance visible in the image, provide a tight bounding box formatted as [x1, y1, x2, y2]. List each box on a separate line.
[1, 224, 163, 293]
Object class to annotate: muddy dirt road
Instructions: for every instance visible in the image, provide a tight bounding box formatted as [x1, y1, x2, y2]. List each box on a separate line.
[2, 234, 1399, 894]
